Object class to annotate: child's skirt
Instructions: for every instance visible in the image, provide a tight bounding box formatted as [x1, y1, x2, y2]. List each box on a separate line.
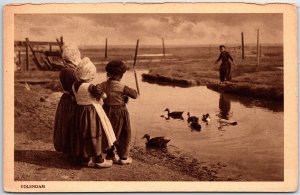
[69, 82, 116, 162]
[53, 93, 77, 154]
[69, 104, 108, 159]
[219, 62, 231, 82]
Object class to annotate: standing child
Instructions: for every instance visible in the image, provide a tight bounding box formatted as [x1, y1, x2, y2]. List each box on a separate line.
[53, 43, 81, 155]
[70, 57, 116, 168]
[215, 45, 234, 83]
[99, 60, 137, 165]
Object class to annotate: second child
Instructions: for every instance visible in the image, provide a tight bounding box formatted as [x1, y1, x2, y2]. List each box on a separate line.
[99, 60, 138, 165]
[70, 57, 116, 168]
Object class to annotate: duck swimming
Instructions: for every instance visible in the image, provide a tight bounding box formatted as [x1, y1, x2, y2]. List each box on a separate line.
[189, 121, 201, 131]
[202, 113, 211, 123]
[142, 134, 171, 148]
[187, 112, 199, 123]
[164, 108, 184, 120]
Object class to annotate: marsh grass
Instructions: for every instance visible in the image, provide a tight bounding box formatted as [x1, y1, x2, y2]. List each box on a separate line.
[142, 47, 283, 101]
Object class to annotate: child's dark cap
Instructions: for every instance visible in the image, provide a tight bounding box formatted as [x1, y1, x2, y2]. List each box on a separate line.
[105, 60, 127, 75]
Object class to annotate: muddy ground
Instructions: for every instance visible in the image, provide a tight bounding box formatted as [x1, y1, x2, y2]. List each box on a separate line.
[14, 82, 237, 181]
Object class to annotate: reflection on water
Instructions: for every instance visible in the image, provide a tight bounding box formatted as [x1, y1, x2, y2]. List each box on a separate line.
[165, 115, 184, 121]
[217, 93, 234, 132]
[221, 92, 284, 113]
[218, 93, 232, 120]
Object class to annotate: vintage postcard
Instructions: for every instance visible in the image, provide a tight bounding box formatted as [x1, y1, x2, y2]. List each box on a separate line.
[3, 2, 298, 192]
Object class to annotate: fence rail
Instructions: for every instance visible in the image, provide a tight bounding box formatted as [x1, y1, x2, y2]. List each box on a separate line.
[15, 36, 64, 71]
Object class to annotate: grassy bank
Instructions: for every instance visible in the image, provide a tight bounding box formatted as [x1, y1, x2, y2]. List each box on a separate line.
[141, 53, 283, 101]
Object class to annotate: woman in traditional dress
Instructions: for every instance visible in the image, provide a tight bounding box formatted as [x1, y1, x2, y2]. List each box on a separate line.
[53, 43, 81, 154]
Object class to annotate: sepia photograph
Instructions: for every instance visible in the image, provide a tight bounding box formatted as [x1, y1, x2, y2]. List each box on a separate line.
[3, 2, 298, 192]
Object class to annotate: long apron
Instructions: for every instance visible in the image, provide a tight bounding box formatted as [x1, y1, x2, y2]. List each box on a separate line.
[72, 83, 116, 149]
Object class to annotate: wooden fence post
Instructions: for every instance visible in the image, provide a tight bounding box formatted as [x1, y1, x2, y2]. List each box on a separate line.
[60, 36, 64, 46]
[162, 38, 165, 57]
[18, 50, 21, 68]
[25, 38, 29, 70]
[260, 44, 262, 57]
[241, 32, 244, 59]
[56, 38, 63, 53]
[105, 38, 108, 59]
[257, 29, 260, 67]
[26, 38, 42, 69]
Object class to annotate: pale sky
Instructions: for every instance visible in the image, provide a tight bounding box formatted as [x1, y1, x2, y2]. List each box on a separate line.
[15, 14, 283, 46]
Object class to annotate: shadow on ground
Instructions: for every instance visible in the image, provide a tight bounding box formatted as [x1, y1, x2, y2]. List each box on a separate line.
[14, 150, 81, 170]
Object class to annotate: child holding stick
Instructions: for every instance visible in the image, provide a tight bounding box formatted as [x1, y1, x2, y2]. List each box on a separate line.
[99, 60, 138, 165]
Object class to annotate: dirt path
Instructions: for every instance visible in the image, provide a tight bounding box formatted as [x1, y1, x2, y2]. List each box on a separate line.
[14, 82, 227, 181]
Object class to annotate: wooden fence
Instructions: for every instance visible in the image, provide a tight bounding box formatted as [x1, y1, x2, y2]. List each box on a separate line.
[14, 36, 64, 71]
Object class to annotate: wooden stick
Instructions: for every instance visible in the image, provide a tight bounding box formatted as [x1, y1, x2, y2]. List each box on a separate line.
[133, 39, 140, 95]
[133, 39, 139, 68]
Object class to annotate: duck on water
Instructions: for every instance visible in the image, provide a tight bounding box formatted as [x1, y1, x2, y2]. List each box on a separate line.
[187, 112, 199, 123]
[202, 113, 211, 125]
[164, 108, 184, 120]
[142, 134, 171, 148]
[188, 121, 202, 131]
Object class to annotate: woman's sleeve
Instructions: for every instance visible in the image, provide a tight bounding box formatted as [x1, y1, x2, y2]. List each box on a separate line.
[88, 84, 104, 98]
[123, 85, 138, 99]
[216, 53, 222, 62]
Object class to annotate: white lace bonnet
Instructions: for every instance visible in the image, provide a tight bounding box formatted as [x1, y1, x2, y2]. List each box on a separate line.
[76, 57, 97, 81]
[62, 42, 81, 66]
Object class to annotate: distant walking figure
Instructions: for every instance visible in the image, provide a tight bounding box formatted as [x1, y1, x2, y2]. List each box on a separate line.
[215, 45, 234, 82]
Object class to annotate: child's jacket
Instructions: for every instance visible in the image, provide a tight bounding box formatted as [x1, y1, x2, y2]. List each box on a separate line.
[100, 80, 137, 106]
[216, 51, 234, 64]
